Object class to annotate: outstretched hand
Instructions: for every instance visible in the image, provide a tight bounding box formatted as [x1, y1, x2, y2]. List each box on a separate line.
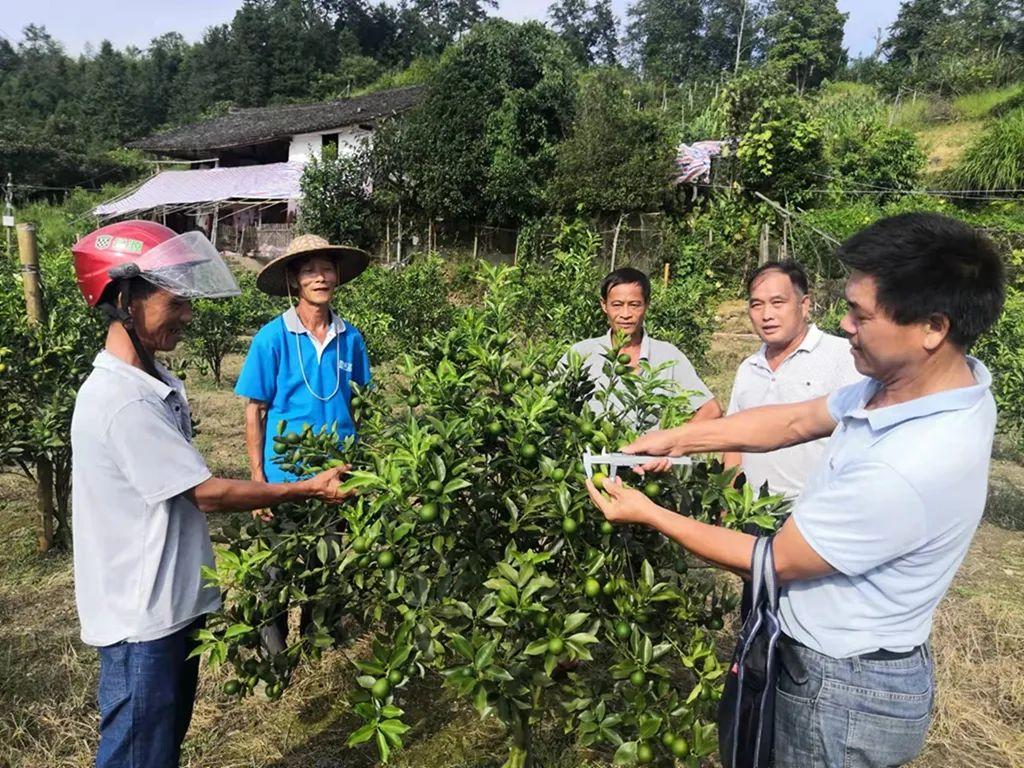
[585, 475, 660, 526]
[620, 428, 688, 474]
[306, 465, 355, 503]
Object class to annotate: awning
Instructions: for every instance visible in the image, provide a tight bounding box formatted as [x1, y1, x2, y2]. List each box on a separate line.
[94, 162, 304, 218]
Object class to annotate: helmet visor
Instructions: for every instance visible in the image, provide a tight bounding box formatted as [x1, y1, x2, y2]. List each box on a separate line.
[137, 231, 241, 299]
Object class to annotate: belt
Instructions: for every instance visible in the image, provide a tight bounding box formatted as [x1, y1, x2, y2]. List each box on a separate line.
[782, 633, 922, 661]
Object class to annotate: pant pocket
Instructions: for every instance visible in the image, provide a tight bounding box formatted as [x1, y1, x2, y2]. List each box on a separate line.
[97, 644, 129, 714]
[843, 708, 931, 768]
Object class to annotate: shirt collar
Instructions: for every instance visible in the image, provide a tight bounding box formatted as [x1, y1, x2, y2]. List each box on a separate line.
[847, 357, 992, 431]
[283, 306, 346, 336]
[751, 324, 824, 368]
[606, 329, 651, 359]
[93, 350, 175, 400]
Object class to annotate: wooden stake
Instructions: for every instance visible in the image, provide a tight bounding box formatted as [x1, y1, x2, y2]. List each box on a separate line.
[759, 223, 770, 266]
[16, 223, 54, 553]
[610, 213, 624, 271]
[472, 227, 479, 260]
[662, 262, 670, 288]
[397, 201, 403, 263]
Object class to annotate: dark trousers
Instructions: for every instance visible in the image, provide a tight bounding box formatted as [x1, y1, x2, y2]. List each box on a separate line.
[95, 617, 204, 768]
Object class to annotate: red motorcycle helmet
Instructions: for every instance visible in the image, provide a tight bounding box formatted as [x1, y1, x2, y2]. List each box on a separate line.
[72, 220, 239, 306]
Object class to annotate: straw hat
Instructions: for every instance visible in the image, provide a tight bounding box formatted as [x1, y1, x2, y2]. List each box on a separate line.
[256, 234, 370, 296]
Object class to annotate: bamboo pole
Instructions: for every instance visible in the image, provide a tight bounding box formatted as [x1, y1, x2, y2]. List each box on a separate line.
[662, 262, 670, 288]
[16, 224, 55, 553]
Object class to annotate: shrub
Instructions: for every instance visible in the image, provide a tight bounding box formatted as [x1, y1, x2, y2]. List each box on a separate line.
[297, 144, 377, 249]
[724, 68, 824, 205]
[195, 264, 786, 766]
[335, 255, 456, 363]
[975, 283, 1024, 450]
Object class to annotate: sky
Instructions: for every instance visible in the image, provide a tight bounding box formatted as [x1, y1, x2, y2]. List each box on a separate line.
[0, 0, 898, 59]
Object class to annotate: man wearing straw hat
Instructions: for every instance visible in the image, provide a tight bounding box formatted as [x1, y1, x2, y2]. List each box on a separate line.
[235, 234, 372, 648]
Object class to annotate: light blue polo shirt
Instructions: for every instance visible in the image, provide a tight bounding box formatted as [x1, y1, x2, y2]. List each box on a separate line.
[235, 308, 370, 483]
[779, 357, 996, 658]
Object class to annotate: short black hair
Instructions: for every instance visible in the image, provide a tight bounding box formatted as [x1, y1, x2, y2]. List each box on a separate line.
[98, 276, 161, 312]
[746, 260, 809, 297]
[601, 267, 651, 303]
[836, 212, 1005, 348]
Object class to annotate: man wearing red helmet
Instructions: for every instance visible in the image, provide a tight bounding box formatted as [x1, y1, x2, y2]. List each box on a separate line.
[70, 221, 355, 768]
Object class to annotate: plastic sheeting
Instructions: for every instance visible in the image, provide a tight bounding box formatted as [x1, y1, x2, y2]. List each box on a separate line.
[93, 162, 304, 217]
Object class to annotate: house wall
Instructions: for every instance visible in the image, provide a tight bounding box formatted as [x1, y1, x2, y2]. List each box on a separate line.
[287, 125, 374, 163]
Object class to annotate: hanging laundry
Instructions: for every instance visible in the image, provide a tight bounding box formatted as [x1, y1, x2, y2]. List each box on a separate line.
[673, 140, 729, 185]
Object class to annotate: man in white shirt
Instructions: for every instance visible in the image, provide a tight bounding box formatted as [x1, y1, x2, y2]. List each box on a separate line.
[71, 221, 354, 768]
[569, 267, 721, 426]
[724, 261, 861, 498]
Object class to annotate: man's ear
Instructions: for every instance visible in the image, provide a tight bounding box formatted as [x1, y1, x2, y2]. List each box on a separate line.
[923, 313, 951, 351]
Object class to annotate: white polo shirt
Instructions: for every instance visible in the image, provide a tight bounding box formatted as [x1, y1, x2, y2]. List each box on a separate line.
[569, 330, 714, 419]
[727, 325, 861, 498]
[71, 351, 218, 646]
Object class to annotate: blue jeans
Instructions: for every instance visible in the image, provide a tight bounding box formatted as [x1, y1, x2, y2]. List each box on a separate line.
[95, 617, 204, 768]
[774, 637, 934, 768]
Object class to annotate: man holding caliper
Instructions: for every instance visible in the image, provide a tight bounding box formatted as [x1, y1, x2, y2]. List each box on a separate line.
[586, 213, 1005, 768]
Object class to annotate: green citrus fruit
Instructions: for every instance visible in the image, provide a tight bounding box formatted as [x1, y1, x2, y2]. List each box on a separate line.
[223, 679, 241, 695]
[661, 731, 676, 748]
[614, 621, 631, 639]
[550, 468, 566, 482]
[637, 743, 654, 764]
[350, 396, 362, 409]
[387, 669, 404, 686]
[547, 637, 565, 655]
[617, 353, 631, 365]
[486, 420, 503, 437]
[592, 471, 608, 490]
[371, 678, 391, 699]
[671, 736, 689, 757]
[614, 364, 629, 376]
[629, 670, 646, 686]
[562, 517, 578, 535]
[600, 520, 614, 535]
[273, 443, 288, 455]
[378, 550, 395, 568]
[426, 480, 444, 495]
[520, 366, 535, 380]
[501, 381, 516, 395]
[602, 579, 617, 596]
[352, 537, 368, 554]
[708, 616, 725, 630]
[532, 611, 549, 628]
[266, 682, 283, 700]
[405, 394, 420, 407]
[419, 502, 439, 522]
[643, 481, 661, 498]
[521, 443, 539, 460]
[584, 578, 601, 598]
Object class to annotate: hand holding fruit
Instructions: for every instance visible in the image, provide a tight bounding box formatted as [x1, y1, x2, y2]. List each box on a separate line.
[303, 464, 354, 503]
[586, 475, 660, 526]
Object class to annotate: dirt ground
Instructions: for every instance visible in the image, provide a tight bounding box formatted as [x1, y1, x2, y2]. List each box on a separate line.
[1, 332, 1022, 768]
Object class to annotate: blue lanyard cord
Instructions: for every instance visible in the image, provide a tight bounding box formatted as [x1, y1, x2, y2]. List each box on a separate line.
[283, 289, 343, 402]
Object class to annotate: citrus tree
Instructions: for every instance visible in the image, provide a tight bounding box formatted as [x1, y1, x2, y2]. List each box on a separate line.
[195, 264, 784, 767]
[0, 240, 106, 549]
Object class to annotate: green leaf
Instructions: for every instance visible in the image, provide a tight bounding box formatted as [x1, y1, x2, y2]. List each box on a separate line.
[346, 721, 378, 746]
[563, 612, 589, 633]
[525, 639, 550, 656]
[379, 719, 411, 737]
[376, 729, 391, 763]
[613, 740, 638, 765]
[223, 623, 253, 640]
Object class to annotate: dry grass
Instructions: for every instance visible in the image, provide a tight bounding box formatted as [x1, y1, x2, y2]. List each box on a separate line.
[917, 120, 986, 176]
[1, 334, 1022, 768]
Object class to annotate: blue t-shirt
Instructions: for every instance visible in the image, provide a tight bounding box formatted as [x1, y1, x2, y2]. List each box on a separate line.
[779, 357, 996, 658]
[235, 308, 371, 483]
